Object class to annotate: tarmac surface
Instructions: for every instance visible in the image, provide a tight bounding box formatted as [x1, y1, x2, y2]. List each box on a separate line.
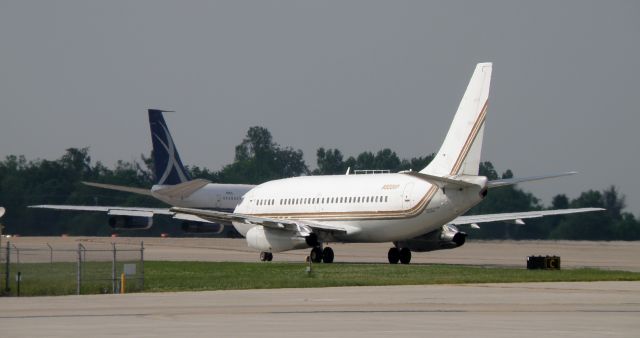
[5, 236, 640, 271]
[1, 281, 639, 337]
[2, 237, 639, 337]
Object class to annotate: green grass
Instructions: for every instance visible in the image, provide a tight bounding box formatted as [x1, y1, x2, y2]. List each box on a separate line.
[1, 261, 143, 296]
[144, 262, 640, 292]
[3, 261, 640, 296]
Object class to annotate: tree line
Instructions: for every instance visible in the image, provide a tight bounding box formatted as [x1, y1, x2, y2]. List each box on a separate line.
[0, 126, 638, 240]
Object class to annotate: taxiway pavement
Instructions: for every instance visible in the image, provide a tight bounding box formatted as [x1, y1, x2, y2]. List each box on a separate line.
[1, 281, 639, 337]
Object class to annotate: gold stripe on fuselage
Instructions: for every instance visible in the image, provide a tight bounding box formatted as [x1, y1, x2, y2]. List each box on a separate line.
[248, 185, 440, 221]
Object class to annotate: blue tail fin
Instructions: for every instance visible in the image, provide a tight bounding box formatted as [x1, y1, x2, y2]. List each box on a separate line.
[148, 109, 191, 185]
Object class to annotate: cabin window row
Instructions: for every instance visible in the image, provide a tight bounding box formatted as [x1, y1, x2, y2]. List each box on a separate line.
[255, 196, 391, 206]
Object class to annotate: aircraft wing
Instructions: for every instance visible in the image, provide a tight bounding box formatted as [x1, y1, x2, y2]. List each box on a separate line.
[171, 207, 348, 235]
[30, 205, 216, 223]
[30, 205, 171, 214]
[451, 207, 604, 227]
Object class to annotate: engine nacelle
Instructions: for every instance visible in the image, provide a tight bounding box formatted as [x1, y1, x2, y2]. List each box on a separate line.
[108, 215, 153, 230]
[245, 226, 310, 253]
[181, 221, 224, 234]
[396, 225, 467, 252]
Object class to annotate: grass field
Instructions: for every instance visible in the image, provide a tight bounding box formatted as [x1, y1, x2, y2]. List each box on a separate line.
[3, 261, 640, 296]
[144, 262, 640, 292]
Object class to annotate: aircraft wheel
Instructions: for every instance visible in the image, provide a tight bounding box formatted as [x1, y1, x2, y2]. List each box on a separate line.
[322, 247, 334, 263]
[260, 251, 270, 262]
[266, 252, 273, 261]
[310, 247, 323, 263]
[399, 247, 412, 264]
[388, 247, 400, 264]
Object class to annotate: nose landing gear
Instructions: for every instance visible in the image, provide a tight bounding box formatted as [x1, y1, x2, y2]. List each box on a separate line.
[259, 251, 273, 261]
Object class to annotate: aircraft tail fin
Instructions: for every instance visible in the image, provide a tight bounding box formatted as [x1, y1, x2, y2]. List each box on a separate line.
[421, 63, 492, 176]
[148, 109, 191, 185]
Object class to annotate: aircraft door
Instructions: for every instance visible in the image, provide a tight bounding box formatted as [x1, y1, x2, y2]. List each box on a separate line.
[213, 193, 222, 209]
[402, 183, 414, 209]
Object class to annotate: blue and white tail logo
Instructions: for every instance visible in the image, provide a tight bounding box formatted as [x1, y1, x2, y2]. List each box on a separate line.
[148, 109, 191, 185]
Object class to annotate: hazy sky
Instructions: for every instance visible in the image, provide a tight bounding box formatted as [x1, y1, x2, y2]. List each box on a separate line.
[1, 1, 639, 214]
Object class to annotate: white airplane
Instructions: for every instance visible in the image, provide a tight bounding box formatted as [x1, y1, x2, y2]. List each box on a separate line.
[168, 63, 603, 263]
[31, 109, 254, 234]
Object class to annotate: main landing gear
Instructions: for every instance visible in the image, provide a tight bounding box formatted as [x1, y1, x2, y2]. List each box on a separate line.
[259, 247, 334, 263]
[259, 251, 273, 262]
[388, 247, 411, 264]
[309, 246, 335, 263]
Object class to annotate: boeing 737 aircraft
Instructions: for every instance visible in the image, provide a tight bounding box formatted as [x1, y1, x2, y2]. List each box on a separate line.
[31, 110, 254, 234]
[167, 63, 603, 263]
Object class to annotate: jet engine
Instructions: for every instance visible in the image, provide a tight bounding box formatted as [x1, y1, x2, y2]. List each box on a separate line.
[181, 221, 224, 234]
[108, 215, 153, 230]
[395, 224, 467, 252]
[245, 226, 310, 253]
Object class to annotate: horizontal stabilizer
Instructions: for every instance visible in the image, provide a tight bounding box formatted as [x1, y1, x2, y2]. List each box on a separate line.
[83, 181, 152, 196]
[451, 207, 604, 226]
[487, 172, 577, 188]
[402, 171, 479, 188]
[153, 179, 211, 200]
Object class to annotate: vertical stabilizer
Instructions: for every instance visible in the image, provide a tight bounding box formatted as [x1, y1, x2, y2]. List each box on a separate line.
[148, 109, 191, 185]
[421, 63, 492, 176]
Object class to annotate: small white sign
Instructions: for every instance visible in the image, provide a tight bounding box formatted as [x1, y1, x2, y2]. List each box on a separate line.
[124, 264, 136, 276]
